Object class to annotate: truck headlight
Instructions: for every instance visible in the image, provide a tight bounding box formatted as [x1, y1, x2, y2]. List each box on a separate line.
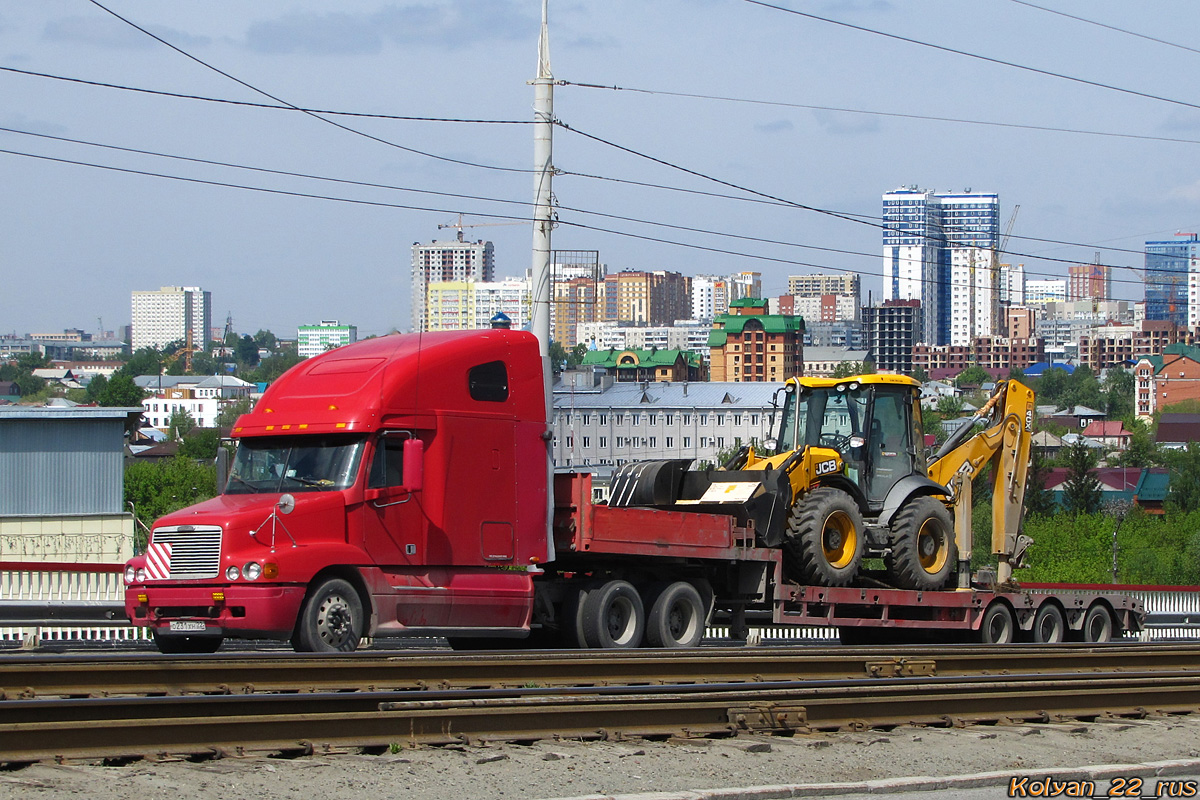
[226, 565, 240, 581]
[125, 565, 136, 584]
[243, 562, 262, 581]
[136, 568, 147, 582]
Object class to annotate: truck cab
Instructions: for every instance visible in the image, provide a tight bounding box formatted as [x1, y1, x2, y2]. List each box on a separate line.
[124, 330, 551, 653]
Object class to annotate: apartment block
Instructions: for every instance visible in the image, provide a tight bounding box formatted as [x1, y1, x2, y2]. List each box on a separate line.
[410, 237, 495, 333]
[604, 270, 691, 326]
[863, 299, 922, 375]
[297, 320, 358, 358]
[131, 286, 211, 352]
[707, 298, 804, 382]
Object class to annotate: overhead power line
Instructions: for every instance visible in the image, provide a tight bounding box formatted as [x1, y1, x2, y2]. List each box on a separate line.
[742, 0, 1200, 113]
[560, 80, 1200, 147]
[1009, 0, 1200, 57]
[86, 0, 535, 174]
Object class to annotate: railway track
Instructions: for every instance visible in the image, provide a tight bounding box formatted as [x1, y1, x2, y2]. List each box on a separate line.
[1, 643, 1198, 765]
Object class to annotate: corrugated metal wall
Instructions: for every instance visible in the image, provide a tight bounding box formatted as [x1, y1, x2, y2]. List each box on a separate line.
[0, 418, 125, 514]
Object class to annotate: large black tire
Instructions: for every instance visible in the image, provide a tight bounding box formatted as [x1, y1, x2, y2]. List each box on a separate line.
[580, 579, 644, 648]
[784, 487, 865, 587]
[977, 602, 1016, 644]
[644, 581, 706, 648]
[885, 497, 956, 590]
[1082, 604, 1115, 643]
[1032, 603, 1066, 644]
[152, 631, 223, 654]
[294, 577, 364, 653]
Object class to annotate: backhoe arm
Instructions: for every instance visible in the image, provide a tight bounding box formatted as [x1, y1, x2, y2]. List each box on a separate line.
[927, 380, 1035, 585]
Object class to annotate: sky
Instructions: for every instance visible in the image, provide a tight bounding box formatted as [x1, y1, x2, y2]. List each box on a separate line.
[3, 0, 1200, 340]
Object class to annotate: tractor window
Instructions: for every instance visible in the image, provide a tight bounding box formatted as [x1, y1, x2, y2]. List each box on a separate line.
[867, 389, 915, 502]
[468, 360, 509, 402]
[809, 387, 867, 452]
[368, 435, 407, 488]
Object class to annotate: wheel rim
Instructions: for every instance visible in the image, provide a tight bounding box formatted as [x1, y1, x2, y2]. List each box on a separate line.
[986, 610, 1012, 643]
[316, 592, 354, 647]
[1036, 610, 1063, 643]
[606, 596, 637, 646]
[822, 510, 858, 569]
[916, 518, 948, 574]
[667, 598, 697, 642]
[1086, 610, 1112, 642]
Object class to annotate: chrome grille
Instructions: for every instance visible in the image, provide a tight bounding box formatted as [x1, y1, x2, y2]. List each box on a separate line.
[150, 525, 223, 580]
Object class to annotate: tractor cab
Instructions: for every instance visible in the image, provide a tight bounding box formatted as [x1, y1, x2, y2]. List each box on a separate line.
[776, 375, 924, 511]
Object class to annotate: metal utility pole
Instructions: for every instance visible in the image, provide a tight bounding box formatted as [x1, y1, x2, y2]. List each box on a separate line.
[530, 0, 557, 563]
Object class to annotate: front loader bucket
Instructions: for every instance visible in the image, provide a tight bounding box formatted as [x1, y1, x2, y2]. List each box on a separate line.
[608, 460, 792, 548]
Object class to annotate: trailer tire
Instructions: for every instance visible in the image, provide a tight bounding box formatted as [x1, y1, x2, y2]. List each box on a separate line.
[978, 602, 1015, 644]
[1032, 603, 1066, 644]
[885, 496, 956, 590]
[581, 580, 644, 648]
[294, 577, 364, 653]
[152, 632, 223, 654]
[644, 581, 706, 648]
[1082, 604, 1115, 643]
[784, 487, 865, 587]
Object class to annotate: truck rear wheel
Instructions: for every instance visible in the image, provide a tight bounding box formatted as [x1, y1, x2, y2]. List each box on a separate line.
[885, 497, 956, 590]
[644, 581, 705, 648]
[1082, 604, 1115, 643]
[294, 577, 364, 653]
[784, 487, 865, 587]
[1032, 603, 1066, 644]
[977, 602, 1015, 644]
[581, 579, 644, 648]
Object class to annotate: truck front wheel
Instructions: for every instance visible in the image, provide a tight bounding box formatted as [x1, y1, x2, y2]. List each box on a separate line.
[784, 487, 865, 587]
[294, 577, 364, 653]
[885, 497, 956, 590]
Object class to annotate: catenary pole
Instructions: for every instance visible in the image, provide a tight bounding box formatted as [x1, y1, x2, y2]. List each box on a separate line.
[530, 0, 557, 563]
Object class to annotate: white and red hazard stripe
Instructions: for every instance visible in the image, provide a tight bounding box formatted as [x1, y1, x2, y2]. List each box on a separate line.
[145, 541, 173, 580]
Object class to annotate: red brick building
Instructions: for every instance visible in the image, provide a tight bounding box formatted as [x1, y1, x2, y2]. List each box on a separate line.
[708, 298, 804, 382]
[1134, 343, 1200, 418]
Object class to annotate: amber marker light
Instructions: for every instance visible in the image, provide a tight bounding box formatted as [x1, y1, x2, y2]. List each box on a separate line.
[212, 592, 225, 602]
[263, 563, 279, 579]
[137, 594, 148, 603]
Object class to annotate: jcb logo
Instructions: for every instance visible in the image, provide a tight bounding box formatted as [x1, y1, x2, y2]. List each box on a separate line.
[1025, 409, 1033, 432]
[815, 459, 838, 476]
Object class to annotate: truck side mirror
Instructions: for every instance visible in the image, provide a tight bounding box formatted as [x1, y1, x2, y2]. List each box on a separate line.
[403, 438, 424, 492]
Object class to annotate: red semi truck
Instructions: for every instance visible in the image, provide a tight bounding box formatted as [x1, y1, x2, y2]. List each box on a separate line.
[123, 329, 1141, 653]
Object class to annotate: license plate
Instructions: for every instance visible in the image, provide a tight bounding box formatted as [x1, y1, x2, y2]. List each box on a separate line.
[168, 621, 207, 633]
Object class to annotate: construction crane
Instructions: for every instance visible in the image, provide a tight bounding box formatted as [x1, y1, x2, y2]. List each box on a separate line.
[438, 213, 528, 243]
[999, 204, 1019, 258]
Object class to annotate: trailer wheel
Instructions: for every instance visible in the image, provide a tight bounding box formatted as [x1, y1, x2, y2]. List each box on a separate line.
[885, 496, 956, 590]
[784, 487, 865, 587]
[581, 580, 644, 648]
[294, 577, 364, 653]
[1032, 603, 1066, 644]
[152, 632, 223, 654]
[644, 581, 706, 648]
[978, 602, 1015, 644]
[1082, 604, 1115, 643]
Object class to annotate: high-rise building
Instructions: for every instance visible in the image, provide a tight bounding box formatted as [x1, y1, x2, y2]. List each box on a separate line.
[298, 320, 357, 358]
[410, 238, 495, 333]
[425, 278, 531, 332]
[948, 248, 998, 346]
[603, 270, 691, 326]
[728, 271, 762, 304]
[882, 187, 999, 346]
[691, 275, 729, 322]
[863, 299, 923, 375]
[783, 273, 861, 323]
[1025, 279, 1068, 305]
[550, 251, 603, 347]
[131, 286, 211, 352]
[1069, 262, 1112, 302]
[1146, 234, 1199, 328]
[787, 273, 860, 298]
[998, 263, 1025, 306]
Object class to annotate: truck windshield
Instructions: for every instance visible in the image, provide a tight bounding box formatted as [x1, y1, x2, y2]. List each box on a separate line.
[226, 434, 365, 494]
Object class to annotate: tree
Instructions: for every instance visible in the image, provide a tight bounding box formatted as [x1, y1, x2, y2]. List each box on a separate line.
[1166, 441, 1200, 513]
[910, 366, 929, 383]
[935, 394, 964, 417]
[954, 364, 991, 388]
[121, 348, 163, 379]
[16, 352, 51, 371]
[216, 397, 252, 428]
[1006, 366, 1027, 384]
[97, 373, 145, 407]
[1035, 367, 1071, 409]
[1103, 368, 1135, 420]
[1118, 418, 1159, 469]
[831, 361, 864, 378]
[1060, 440, 1102, 515]
[253, 329, 278, 352]
[235, 335, 260, 368]
[124, 456, 217, 547]
[168, 408, 196, 441]
[1023, 449, 1058, 518]
[179, 428, 221, 460]
[1064, 365, 1104, 411]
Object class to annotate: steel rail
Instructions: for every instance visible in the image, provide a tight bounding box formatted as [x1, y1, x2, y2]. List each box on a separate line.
[0, 670, 1198, 764]
[3, 642, 1199, 699]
